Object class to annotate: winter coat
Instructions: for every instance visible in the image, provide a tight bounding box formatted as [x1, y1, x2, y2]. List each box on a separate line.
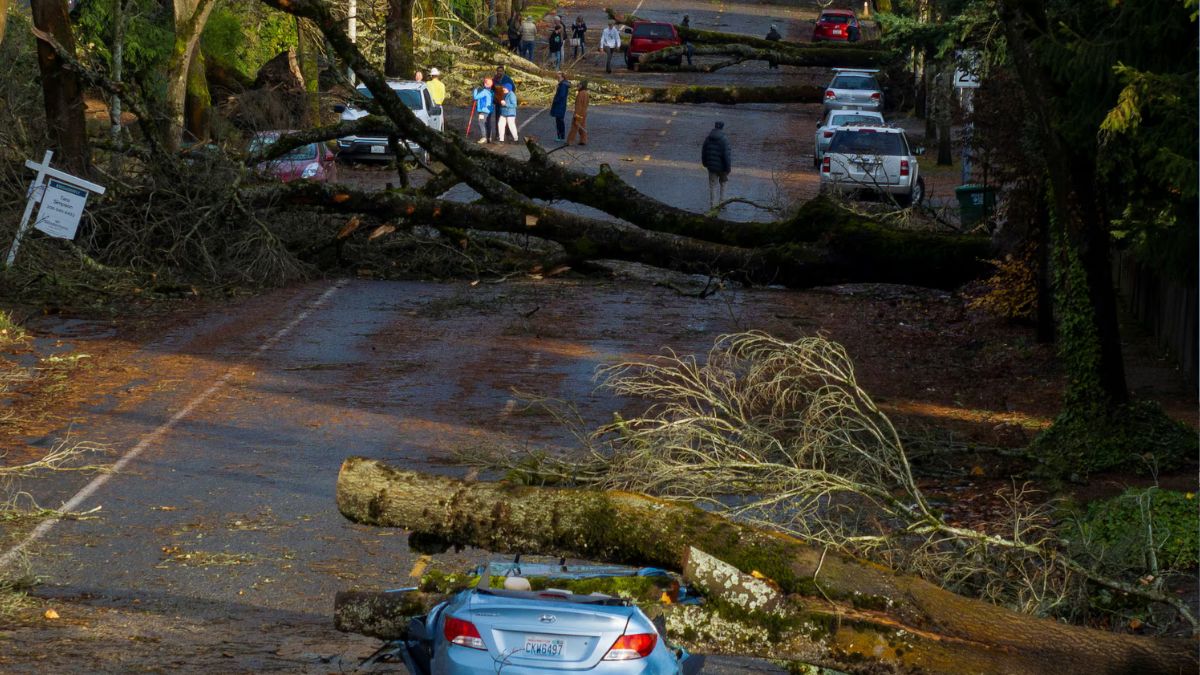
[507, 16, 521, 40]
[600, 26, 621, 49]
[520, 19, 537, 42]
[499, 91, 518, 117]
[701, 129, 732, 174]
[472, 87, 494, 115]
[766, 27, 782, 41]
[572, 21, 587, 41]
[573, 89, 590, 119]
[548, 26, 564, 52]
[495, 74, 515, 93]
[550, 80, 570, 118]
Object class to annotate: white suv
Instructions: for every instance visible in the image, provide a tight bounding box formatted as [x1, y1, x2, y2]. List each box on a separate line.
[335, 81, 444, 161]
[819, 125, 924, 206]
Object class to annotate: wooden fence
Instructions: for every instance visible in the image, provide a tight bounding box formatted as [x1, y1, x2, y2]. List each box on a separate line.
[1112, 250, 1198, 385]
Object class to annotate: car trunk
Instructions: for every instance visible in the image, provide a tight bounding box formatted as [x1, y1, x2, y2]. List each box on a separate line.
[834, 154, 903, 187]
[466, 594, 634, 670]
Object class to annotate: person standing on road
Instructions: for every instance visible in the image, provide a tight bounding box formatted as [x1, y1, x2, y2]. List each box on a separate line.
[497, 85, 519, 143]
[548, 20, 566, 70]
[427, 67, 446, 105]
[520, 15, 538, 62]
[600, 21, 621, 73]
[550, 72, 571, 142]
[681, 14, 690, 27]
[701, 121, 732, 209]
[565, 80, 590, 145]
[765, 24, 782, 69]
[507, 10, 522, 52]
[571, 17, 588, 58]
[472, 77, 495, 143]
[490, 66, 515, 142]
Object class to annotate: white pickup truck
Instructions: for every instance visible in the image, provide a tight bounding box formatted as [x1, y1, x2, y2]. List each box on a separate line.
[335, 80, 444, 161]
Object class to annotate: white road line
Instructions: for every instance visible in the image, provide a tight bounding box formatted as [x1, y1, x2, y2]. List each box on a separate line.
[519, 106, 549, 133]
[0, 281, 347, 570]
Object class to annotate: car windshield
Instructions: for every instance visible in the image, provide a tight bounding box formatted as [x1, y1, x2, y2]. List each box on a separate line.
[830, 114, 881, 126]
[829, 130, 907, 155]
[355, 85, 423, 110]
[820, 13, 850, 24]
[633, 23, 674, 38]
[249, 137, 318, 160]
[831, 75, 879, 91]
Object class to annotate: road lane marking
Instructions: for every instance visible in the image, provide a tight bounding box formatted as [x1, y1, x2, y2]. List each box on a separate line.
[518, 106, 549, 133]
[643, 154, 651, 161]
[0, 280, 348, 570]
[659, 129, 667, 136]
[635, 169, 643, 177]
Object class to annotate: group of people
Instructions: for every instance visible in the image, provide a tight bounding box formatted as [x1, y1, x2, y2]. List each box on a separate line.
[468, 66, 590, 145]
[507, 12, 590, 68]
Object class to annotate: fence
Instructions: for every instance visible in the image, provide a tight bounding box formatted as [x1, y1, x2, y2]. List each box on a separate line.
[1112, 249, 1198, 385]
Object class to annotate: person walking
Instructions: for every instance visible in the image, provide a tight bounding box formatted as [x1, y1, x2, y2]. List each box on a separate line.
[600, 20, 621, 74]
[426, 67, 446, 105]
[548, 20, 565, 70]
[765, 24, 782, 69]
[701, 121, 732, 209]
[550, 72, 570, 142]
[507, 10, 521, 52]
[571, 17, 588, 59]
[497, 85, 519, 142]
[519, 15, 537, 62]
[565, 79, 589, 145]
[472, 77, 495, 143]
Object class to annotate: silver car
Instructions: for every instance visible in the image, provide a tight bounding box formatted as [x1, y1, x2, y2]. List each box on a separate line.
[813, 108, 885, 166]
[822, 68, 883, 113]
[363, 560, 704, 675]
[819, 125, 924, 206]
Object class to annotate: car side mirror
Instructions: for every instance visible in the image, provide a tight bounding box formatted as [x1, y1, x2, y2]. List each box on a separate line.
[332, 104, 347, 113]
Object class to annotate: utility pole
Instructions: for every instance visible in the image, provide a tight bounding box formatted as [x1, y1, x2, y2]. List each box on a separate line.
[347, 0, 356, 84]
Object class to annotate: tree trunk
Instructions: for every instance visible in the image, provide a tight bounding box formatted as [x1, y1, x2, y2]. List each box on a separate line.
[333, 459, 1197, 675]
[334, 590, 446, 639]
[31, 0, 91, 176]
[0, 0, 11, 47]
[385, 0, 415, 78]
[165, 0, 217, 151]
[108, 0, 126, 145]
[295, 17, 321, 125]
[183, 48, 211, 144]
[638, 42, 888, 72]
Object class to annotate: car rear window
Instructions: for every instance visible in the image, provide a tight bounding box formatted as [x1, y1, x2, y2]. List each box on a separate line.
[249, 137, 319, 160]
[633, 23, 674, 39]
[355, 86, 423, 110]
[819, 13, 851, 23]
[831, 114, 881, 126]
[829, 130, 908, 155]
[830, 75, 879, 91]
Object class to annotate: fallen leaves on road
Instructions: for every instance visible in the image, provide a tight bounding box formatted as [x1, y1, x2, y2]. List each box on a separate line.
[43, 609, 59, 620]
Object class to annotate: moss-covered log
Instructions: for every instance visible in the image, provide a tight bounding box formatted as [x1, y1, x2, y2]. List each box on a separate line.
[334, 459, 1198, 675]
[638, 43, 889, 73]
[334, 590, 446, 639]
[633, 84, 822, 104]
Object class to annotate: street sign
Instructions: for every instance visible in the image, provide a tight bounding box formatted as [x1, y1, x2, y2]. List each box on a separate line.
[35, 179, 90, 240]
[5, 151, 106, 267]
[954, 49, 982, 89]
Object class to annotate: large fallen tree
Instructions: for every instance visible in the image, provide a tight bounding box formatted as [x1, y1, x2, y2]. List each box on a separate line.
[333, 459, 1197, 675]
[638, 43, 889, 73]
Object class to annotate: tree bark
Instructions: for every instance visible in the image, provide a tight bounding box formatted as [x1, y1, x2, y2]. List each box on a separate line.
[0, 0, 9, 47]
[31, 0, 91, 176]
[334, 590, 446, 639]
[333, 459, 1197, 675]
[165, 0, 217, 151]
[638, 43, 890, 73]
[385, 0, 415, 78]
[183, 48, 211, 144]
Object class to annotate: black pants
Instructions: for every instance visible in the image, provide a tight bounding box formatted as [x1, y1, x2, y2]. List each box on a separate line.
[554, 116, 565, 139]
[488, 109, 499, 141]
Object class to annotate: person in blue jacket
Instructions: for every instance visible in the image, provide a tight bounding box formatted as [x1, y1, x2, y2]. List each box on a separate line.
[472, 77, 494, 143]
[497, 85, 519, 142]
[550, 72, 571, 142]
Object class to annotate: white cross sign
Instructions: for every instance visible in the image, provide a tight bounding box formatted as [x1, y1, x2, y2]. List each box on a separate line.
[6, 150, 106, 267]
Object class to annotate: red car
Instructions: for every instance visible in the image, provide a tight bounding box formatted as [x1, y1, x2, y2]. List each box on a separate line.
[812, 9, 861, 42]
[625, 20, 683, 69]
[250, 131, 338, 183]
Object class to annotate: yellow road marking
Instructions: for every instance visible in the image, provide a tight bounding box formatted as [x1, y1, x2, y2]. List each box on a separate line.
[643, 154, 651, 161]
[409, 554, 431, 578]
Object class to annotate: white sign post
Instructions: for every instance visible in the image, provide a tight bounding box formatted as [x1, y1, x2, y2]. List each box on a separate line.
[5, 150, 106, 268]
[953, 50, 983, 185]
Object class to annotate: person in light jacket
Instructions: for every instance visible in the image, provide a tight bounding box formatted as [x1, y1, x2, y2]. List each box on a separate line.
[550, 72, 571, 142]
[600, 21, 621, 73]
[497, 85, 519, 143]
[519, 16, 537, 61]
[565, 80, 589, 145]
[472, 77, 495, 143]
[700, 121, 732, 209]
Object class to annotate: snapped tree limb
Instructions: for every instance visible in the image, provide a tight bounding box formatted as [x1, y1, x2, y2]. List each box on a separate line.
[333, 459, 1198, 675]
[638, 43, 888, 72]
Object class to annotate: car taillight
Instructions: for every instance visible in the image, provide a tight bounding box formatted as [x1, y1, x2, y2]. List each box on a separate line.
[821, 156, 831, 173]
[603, 633, 657, 660]
[823, 131, 834, 138]
[900, 160, 909, 176]
[444, 616, 486, 650]
[870, 92, 881, 100]
[825, 90, 836, 100]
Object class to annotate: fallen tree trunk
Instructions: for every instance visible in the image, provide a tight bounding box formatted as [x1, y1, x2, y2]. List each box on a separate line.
[334, 590, 445, 640]
[632, 84, 822, 104]
[638, 43, 889, 73]
[333, 459, 1197, 675]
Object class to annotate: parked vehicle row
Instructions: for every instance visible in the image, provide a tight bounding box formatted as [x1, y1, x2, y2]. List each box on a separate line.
[817, 67, 925, 207]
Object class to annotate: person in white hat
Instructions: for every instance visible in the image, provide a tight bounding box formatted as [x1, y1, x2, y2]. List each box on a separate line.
[427, 67, 446, 105]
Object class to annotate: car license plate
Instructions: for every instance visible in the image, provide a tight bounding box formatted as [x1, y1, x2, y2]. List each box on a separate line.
[370, 145, 385, 154]
[524, 637, 565, 657]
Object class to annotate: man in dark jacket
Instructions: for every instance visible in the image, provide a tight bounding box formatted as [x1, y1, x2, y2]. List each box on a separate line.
[765, 24, 781, 69]
[550, 72, 571, 142]
[701, 121, 732, 209]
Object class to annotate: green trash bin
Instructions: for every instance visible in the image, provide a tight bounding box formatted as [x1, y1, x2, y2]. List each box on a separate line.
[955, 185, 997, 227]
